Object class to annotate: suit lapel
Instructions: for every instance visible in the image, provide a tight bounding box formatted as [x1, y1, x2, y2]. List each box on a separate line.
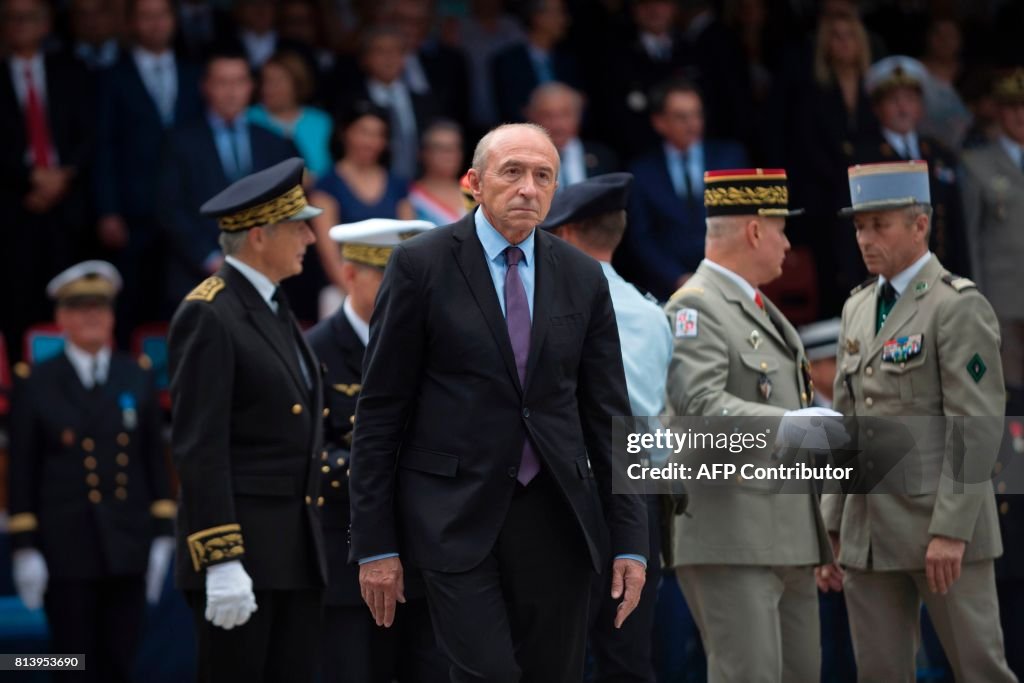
[868, 257, 942, 359]
[201, 121, 230, 187]
[763, 297, 803, 356]
[523, 231, 554, 392]
[225, 266, 312, 401]
[451, 215, 523, 395]
[125, 56, 164, 125]
[331, 308, 366, 377]
[700, 264, 788, 349]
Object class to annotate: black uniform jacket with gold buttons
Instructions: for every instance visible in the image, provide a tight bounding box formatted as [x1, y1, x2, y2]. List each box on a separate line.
[305, 305, 445, 606]
[8, 352, 174, 579]
[168, 263, 327, 591]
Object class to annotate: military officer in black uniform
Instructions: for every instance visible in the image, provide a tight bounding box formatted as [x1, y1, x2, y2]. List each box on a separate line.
[8, 260, 175, 683]
[306, 218, 446, 683]
[167, 158, 328, 682]
[854, 56, 971, 277]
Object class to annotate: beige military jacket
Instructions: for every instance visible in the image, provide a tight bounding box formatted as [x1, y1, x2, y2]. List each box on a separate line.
[664, 261, 831, 567]
[822, 255, 1005, 570]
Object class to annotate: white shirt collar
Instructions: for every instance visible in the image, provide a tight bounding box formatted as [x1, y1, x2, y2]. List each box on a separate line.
[560, 137, 585, 185]
[225, 255, 278, 310]
[703, 258, 758, 302]
[882, 128, 919, 158]
[640, 32, 671, 58]
[879, 251, 932, 297]
[342, 296, 370, 346]
[65, 341, 111, 389]
[998, 134, 1023, 168]
[133, 47, 174, 69]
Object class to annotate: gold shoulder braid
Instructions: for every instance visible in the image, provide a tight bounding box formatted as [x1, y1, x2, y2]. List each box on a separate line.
[186, 276, 226, 303]
[187, 523, 245, 571]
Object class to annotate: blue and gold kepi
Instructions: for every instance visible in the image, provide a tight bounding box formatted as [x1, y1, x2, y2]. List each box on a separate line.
[200, 157, 323, 232]
[703, 168, 803, 217]
[840, 160, 931, 216]
[538, 172, 633, 230]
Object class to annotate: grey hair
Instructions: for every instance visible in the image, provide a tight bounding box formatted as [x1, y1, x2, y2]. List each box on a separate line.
[471, 123, 555, 173]
[903, 203, 933, 238]
[217, 224, 278, 256]
[526, 81, 584, 116]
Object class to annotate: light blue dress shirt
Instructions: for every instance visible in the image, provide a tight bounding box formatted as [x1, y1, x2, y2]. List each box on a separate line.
[207, 112, 252, 181]
[664, 141, 704, 199]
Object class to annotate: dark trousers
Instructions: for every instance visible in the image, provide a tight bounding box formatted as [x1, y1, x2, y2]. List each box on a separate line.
[587, 495, 661, 683]
[187, 588, 323, 683]
[321, 599, 447, 682]
[421, 471, 593, 683]
[45, 576, 145, 683]
[998, 579, 1024, 679]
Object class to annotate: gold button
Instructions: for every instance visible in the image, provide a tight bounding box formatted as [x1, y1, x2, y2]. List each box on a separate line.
[801, 392, 807, 404]
[116, 473, 128, 486]
[292, 404, 303, 415]
[760, 362, 768, 370]
[116, 453, 129, 467]
[865, 397, 874, 407]
[331, 480, 341, 489]
[321, 450, 328, 461]
[84, 456, 98, 470]
[305, 495, 311, 504]
[321, 465, 330, 474]
[1001, 501, 1010, 515]
[86, 473, 100, 487]
[998, 482, 1007, 494]
[350, 415, 355, 424]
[88, 490, 102, 504]
[323, 408, 330, 417]
[82, 438, 95, 452]
[317, 496, 324, 507]
[115, 487, 128, 500]
[117, 433, 130, 447]
[865, 366, 873, 376]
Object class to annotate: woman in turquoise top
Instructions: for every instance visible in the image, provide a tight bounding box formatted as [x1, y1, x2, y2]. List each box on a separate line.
[248, 51, 333, 179]
[310, 100, 414, 290]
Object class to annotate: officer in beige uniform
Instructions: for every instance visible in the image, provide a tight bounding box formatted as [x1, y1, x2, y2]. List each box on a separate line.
[823, 160, 1017, 683]
[665, 169, 835, 683]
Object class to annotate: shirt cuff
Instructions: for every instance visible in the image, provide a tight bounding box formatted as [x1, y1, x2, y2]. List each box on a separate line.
[615, 553, 647, 568]
[358, 552, 399, 565]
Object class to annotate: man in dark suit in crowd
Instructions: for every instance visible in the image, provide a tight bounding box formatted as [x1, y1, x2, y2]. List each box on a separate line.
[96, 0, 202, 339]
[526, 82, 618, 187]
[490, 0, 581, 124]
[343, 26, 440, 182]
[387, 0, 470, 131]
[854, 56, 971, 277]
[9, 260, 175, 683]
[168, 158, 327, 682]
[65, 0, 121, 72]
[307, 218, 447, 683]
[349, 123, 648, 682]
[175, 0, 232, 63]
[157, 49, 296, 313]
[617, 79, 747, 300]
[0, 0, 95, 361]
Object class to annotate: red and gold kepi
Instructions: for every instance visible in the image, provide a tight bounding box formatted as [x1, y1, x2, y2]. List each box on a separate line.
[703, 168, 804, 218]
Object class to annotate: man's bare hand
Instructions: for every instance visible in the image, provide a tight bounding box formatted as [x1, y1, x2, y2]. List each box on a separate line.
[358, 556, 405, 627]
[926, 536, 966, 595]
[815, 532, 844, 592]
[610, 558, 646, 629]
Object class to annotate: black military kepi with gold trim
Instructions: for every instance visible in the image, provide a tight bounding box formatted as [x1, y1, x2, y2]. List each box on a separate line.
[703, 168, 804, 217]
[200, 157, 322, 231]
[328, 218, 435, 268]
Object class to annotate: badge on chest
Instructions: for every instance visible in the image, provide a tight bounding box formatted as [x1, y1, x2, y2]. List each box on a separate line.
[882, 334, 923, 364]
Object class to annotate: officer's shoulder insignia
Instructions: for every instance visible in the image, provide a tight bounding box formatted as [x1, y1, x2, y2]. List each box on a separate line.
[675, 308, 699, 338]
[850, 276, 877, 296]
[332, 383, 361, 396]
[941, 274, 976, 293]
[668, 286, 704, 304]
[185, 276, 226, 303]
[137, 354, 152, 370]
[13, 361, 30, 379]
[967, 353, 987, 383]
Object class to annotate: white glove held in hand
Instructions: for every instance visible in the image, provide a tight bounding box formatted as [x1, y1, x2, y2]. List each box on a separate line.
[779, 407, 850, 450]
[145, 536, 176, 605]
[205, 559, 257, 630]
[13, 548, 48, 611]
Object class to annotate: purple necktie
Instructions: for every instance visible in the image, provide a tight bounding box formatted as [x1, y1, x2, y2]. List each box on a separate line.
[504, 246, 540, 485]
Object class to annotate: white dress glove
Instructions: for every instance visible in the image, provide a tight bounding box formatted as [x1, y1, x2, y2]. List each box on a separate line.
[779, 407, 850, 450]
[205, 559, 257, 630]
[145, 536, 176, 605]
[12, 548, 48, 611]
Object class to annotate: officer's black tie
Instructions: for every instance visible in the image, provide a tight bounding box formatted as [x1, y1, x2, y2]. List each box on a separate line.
[876, 281, 898, 333]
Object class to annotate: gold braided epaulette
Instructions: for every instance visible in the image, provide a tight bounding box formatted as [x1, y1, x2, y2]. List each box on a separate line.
[185, 276, 226, 303]
[187, 524, 245, 571]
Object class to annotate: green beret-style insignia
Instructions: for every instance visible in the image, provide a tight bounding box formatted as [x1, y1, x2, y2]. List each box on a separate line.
[967, 354, 987, 383]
